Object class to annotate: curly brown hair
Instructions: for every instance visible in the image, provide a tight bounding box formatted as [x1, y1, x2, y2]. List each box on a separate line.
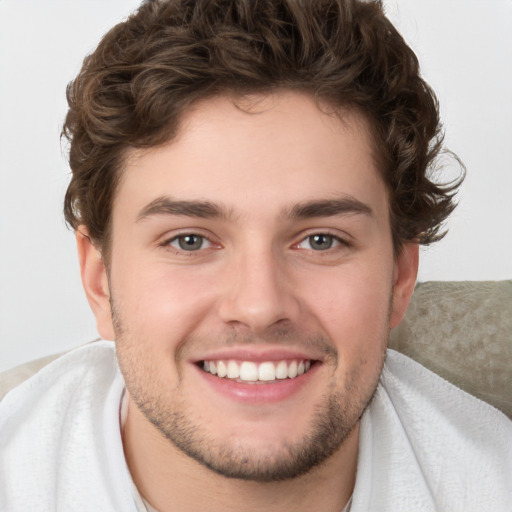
[63, 0, 463, 256]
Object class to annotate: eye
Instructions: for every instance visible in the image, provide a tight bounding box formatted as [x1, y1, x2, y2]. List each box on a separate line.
[168, 234, 211, 252]
[297, 233, 343, 251]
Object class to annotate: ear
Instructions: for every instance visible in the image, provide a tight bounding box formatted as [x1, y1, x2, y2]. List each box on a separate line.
[389, 243, 419, 329]
[76, 227, 115, 341]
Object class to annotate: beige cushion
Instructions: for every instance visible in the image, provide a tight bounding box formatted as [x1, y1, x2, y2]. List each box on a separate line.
[390, 280, 512, 418]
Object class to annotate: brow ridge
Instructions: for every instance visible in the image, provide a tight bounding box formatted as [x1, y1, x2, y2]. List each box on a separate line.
[287, 197, 373, 219]
[136, 196, 372, 223]
[136, 197, 227, 222]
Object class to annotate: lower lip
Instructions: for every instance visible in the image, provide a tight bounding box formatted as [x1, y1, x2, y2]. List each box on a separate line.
[193, 363, 319, 404]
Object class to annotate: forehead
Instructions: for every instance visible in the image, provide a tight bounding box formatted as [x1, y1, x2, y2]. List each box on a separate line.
[116, 91, 387, 224]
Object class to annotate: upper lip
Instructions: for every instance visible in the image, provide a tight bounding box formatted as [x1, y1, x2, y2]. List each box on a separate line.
[191, 347, 326, 364]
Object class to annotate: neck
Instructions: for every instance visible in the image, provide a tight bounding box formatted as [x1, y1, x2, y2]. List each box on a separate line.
[123, 397, 358, 512]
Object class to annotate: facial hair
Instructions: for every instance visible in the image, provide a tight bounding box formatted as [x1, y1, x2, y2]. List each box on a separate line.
[113, 300, 388, 482]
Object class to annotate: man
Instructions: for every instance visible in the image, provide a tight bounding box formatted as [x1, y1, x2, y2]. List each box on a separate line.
[0, 0, 510, 510]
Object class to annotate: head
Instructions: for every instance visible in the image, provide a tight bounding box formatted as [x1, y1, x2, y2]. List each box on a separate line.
[66, 0, 462, 483]
[64, 0, 459, 259]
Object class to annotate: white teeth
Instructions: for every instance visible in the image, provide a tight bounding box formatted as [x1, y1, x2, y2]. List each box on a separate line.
[275, 361, 288, 379]
[227, 360, 240, 379]
[240, 361, 258, 381]
[202, 358, 312, 382]
[288, 360, 298, 379]
[217, 361, 227, 378]
[258, 362, 276, 381]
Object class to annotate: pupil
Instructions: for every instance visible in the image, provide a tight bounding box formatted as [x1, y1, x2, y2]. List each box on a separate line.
[179, 235, 202, 250]
[311, 234, 332, 250]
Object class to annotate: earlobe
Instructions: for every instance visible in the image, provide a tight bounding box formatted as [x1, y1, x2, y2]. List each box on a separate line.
[76, 227, 115, 340]
[389, 243, 419, 329]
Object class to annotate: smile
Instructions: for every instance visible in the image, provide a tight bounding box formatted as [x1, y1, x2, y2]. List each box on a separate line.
[202, 359, 312, 382]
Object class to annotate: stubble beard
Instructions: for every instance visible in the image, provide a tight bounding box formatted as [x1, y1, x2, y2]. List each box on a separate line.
[113, 302, 387, 483]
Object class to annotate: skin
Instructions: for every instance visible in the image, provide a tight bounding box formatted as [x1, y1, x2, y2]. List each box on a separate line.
[78, 91, 418, 512]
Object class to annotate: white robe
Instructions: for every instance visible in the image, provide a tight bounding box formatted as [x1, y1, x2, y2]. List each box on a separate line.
[0, 341, 511, 511]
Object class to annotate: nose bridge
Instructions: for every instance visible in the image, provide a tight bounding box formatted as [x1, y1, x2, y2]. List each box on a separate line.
[218, 237, 299, 331]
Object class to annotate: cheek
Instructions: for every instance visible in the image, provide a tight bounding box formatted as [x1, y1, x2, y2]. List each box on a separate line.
[305, 262, 393, 351]
[312, 274, 391, 398]
[111, 261, 219, 345]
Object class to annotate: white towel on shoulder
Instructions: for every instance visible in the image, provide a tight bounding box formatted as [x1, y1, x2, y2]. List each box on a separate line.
[352, 350, 512, 511]
[0, 341, 135, 512]
[1, 343, 511, 511]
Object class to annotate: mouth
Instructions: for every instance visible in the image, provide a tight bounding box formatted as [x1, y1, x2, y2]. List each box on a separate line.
[199, 359, 314, 383]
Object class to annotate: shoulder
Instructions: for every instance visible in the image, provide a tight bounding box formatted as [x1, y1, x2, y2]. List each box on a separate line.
[0, 341, 131, 510]
[0, 350, 68, 402]
[380, 349, 512, 461]
[354, 349, 512, 511]
[0, 340, 118, 403]
[0, 340, 122, 435]
[381, 349, 512, 433]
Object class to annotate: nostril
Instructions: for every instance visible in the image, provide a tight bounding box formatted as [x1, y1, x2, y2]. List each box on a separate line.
[218, 296, 301, 333]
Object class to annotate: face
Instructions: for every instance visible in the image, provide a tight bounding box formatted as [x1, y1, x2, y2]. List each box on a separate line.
[80, 91, 417, 482]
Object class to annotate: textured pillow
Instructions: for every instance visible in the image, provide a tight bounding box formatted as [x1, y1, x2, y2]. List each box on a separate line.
[390, 280, 512, 418]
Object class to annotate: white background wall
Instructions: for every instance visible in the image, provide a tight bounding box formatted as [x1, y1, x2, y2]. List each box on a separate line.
[0, 0, 511, 372]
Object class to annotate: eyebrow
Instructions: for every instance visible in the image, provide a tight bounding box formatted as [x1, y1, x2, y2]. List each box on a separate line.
[286, 197, 373, 219]
[136, 197, 230, 222]
[136, 195, 373, 223]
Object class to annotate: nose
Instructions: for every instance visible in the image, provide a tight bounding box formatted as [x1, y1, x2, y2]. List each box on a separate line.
[217, 246, 301, 333]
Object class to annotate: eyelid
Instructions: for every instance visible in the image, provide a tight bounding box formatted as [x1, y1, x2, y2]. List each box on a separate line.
[292, 229, 352, 249]
[159, 229, 221, 252]
[169, 234, 211, 251]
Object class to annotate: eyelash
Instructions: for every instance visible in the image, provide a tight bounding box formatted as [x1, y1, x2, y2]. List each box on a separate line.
[162, 233, 216, 253]
[293, 232, 351, 252]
